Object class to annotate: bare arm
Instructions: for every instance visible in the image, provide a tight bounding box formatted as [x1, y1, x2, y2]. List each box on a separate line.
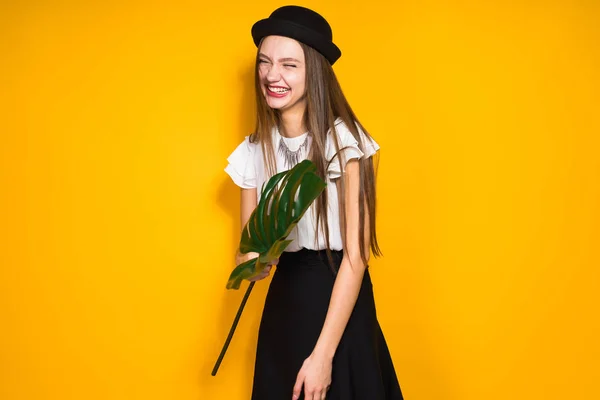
[313, 159, 369, 359]
[235, 188, 257, 264]
[293, 159, 370, 399]
[240, 187, 257, 231]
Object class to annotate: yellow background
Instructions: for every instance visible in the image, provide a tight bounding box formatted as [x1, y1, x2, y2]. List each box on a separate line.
[1, 1, 599, 399]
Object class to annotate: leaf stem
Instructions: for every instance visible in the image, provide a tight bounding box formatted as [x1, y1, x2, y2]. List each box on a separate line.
[211, 281, 255, 376]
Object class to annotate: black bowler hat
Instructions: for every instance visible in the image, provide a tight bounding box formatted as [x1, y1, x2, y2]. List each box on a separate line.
[251, 5, 342, 65]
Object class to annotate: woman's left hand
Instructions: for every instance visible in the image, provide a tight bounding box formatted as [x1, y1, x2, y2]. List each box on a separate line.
[292, 352, 332, 400]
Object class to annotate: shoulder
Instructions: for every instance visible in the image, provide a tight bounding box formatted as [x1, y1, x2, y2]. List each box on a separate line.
[325, 117, 380, 179]
[225, 134, 261, 189]
[328, 116, 350, 138]
[230, 133, 265, 167]
[229, 134, 259, 157]
[326, 117, 379, 154]
[325, 118, 352, 150]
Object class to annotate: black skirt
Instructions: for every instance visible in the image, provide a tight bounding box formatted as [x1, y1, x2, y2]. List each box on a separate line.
[251, 248, 404, 399]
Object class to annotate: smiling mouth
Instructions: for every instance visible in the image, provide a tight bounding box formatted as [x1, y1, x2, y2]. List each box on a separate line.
[267, 85, 290, 94]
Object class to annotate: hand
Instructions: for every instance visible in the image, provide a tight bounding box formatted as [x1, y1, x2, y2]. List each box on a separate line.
[235, 250, 278, 282]
[292, 353, 332, 400]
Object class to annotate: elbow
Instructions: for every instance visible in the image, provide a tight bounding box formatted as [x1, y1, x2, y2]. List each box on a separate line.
[344, 249, 369, 274]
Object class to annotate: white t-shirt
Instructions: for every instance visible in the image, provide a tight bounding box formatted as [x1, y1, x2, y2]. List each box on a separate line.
[224, 117, 380, 252]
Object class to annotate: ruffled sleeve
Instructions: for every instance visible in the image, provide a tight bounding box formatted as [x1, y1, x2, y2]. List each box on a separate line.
[326, 119, 380, 180]
[224, 136, 257, 189]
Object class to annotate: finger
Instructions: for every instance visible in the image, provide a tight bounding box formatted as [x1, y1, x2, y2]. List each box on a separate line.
[248, 272, 267, 282]
[292, 373, 304, 400]
[312, 387, 322, 400]
[315, 387, 324, 400]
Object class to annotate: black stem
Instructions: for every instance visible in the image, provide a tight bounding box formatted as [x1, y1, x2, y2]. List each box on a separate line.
[211, 281, 255, 376]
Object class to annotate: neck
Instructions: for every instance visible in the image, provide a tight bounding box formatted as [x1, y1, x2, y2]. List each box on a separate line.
[278, 106, 308, 138]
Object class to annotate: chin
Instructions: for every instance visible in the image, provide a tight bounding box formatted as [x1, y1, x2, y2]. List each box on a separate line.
[266, 99, 291, 110]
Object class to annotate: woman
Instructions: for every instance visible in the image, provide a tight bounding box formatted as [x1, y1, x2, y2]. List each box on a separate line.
[224, 5, 404, 400]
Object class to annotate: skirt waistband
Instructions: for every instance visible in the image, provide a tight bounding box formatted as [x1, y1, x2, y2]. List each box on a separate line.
[278, 248, 344, 271]
[280, 247, 343, 257]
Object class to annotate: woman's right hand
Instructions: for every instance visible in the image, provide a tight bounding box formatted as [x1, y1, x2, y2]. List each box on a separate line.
[235, 250, 278, 282]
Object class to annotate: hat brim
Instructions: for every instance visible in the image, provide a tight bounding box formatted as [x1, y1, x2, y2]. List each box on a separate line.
[251, 18, 341, 65]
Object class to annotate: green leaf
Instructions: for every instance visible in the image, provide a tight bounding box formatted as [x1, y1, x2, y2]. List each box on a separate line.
[226, 258, 258, 290]
[226, 160, 326, 289]
[260, 239, 293, 264]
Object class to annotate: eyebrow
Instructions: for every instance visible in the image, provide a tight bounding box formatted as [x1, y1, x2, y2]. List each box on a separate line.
[258, 53, 302, 63]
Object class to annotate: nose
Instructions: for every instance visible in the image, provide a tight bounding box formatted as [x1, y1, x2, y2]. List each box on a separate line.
[265, 63, 281, 82]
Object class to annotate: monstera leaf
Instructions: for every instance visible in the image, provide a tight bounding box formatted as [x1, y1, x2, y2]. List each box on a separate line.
[212, 159, 326, 376]
[226, 159, 326, 289]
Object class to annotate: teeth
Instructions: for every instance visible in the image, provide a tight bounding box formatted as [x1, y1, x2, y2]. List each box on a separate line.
[268, 86, 289, 93]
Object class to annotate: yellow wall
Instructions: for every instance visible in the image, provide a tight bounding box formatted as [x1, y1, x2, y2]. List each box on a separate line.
[1, 1, 598, 399]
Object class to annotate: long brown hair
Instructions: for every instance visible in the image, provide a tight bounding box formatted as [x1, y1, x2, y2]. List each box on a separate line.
[249, 38, 382, 272]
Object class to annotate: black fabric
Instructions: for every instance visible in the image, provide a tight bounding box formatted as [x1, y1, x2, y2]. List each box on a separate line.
[251, 248, 404, 399]
[251, 5, 342, 65]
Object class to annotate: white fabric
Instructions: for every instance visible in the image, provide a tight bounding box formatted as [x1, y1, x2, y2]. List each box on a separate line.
[224, 117, 380, 251]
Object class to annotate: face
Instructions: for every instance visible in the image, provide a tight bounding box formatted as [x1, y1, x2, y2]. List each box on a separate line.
[257, 35, 306, 113]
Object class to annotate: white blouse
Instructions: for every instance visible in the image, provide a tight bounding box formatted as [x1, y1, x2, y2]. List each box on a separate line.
[224, 117, 380, 252]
